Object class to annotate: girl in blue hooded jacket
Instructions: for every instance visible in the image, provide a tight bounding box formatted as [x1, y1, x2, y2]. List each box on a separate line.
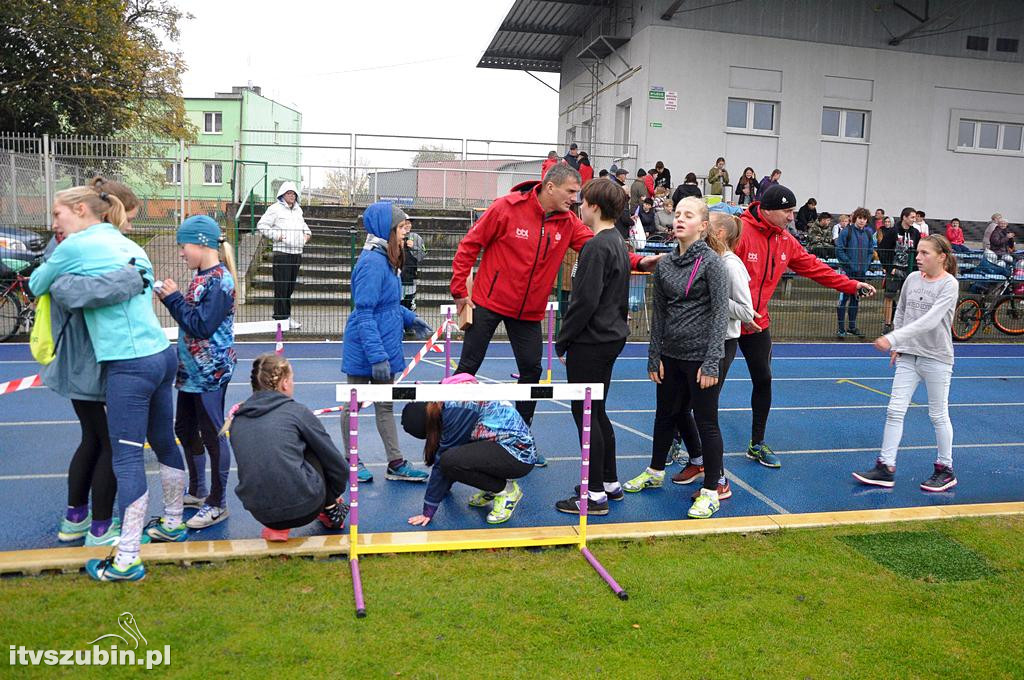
[341, 201, 433, 482]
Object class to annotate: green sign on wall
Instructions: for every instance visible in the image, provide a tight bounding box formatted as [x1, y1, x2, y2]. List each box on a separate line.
[650, 122, 663, 128]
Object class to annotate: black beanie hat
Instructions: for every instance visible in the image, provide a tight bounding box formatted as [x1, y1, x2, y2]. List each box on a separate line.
[401, 402, 427, 439]
[760, 184, 797, 211]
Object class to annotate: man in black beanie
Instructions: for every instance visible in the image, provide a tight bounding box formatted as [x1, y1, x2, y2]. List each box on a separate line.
[733, 184, 876, 469]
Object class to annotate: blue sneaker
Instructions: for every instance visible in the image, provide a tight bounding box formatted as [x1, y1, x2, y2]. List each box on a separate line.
[385, 461, 428, 482]
[355, 462, 373, 483]
[58, 513, 91, 542]
[534, 454, 548, 468]
[142, 517, 188, 542]
[86, 557, 146, 582]
[746, 441, 782, 469]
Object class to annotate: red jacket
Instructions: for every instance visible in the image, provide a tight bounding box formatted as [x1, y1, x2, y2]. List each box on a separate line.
[579, 163, 594, 184]
[945, 222, 965, 245]
[643, 174, 655, 197]
[452, 181, 641, 321]
[541, 158, 557, 180]
[738, 202, 859, 332]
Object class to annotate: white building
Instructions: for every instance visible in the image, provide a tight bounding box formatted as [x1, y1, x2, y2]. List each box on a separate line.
[479, 0, 1024, 223]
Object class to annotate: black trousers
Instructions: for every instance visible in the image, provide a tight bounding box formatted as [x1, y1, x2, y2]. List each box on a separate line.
[566, 339, 625, 490]
[652, 356, 725, 492]
[263, 453, 342, 530]
[439, 440, 534, 494]
[174, 388, 229, 508]
[272, 251, 302, 320]
[455, 304, 542, 425]
[672, 338, 738, 463]
[67, 399, 116, 522]
[737, 329, 773, 445]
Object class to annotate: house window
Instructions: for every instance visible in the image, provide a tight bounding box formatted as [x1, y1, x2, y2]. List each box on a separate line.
[955, 117, 1024, 155]
[727, 98, 778, 133]
[274, 121, 280, 145]
[615, 100, 631, 155]
[165, 162, 181, 185]
[204, 112, 222, 134]
[966, 35, 989, 51]
[204, 163, 222, 185]
[996, 37, 1019, 53]
[822, 108, 869, 141]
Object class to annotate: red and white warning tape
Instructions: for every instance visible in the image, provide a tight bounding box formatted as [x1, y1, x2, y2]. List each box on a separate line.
[0, 374, 41, 396]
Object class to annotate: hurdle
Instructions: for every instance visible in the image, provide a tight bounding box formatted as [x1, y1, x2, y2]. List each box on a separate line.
[339, 381, 627, 618]
[542, 301, 558, 384]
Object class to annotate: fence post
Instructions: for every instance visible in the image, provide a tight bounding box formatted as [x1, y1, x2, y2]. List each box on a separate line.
[442, 170, 447, 209]
[349, 230, 356, 310]
[9, 151, 17, 224]
[42, 133, 52, 228]
[178, 138, 186, 222]
[232, 141, 240, 203]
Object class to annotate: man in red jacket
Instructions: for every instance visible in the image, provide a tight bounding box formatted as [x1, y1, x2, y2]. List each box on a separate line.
[452, 166, 657, 427]
[736, 184, 876, 468]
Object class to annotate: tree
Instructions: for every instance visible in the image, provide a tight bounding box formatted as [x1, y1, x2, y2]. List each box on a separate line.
[412, 144, 460, 166]
[0, 0, 194, 139]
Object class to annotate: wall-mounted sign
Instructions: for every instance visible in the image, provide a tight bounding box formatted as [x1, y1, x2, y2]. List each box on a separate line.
[650, 122, 663, 128]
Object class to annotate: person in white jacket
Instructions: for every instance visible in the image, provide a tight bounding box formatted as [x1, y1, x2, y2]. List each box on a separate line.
[257, 181, 311, 328]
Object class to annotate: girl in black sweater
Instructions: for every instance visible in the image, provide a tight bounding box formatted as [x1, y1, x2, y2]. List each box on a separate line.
[554, 178, 632, 516]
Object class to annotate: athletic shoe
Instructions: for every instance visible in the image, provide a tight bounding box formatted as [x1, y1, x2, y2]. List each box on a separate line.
[467, 491, 496, 507]
[692, 480, 732, 501]
[534, 454, 548, 468]
[836, 329, 847, 338]
[486, 482, 523, 524]
[746, 441, 782, 468]
[848, 327, 865, 338]
[852, 460, 895, 488]
[84, 519, 121, 547]
[668, 438, 689, 466]
[574, 484, 624, 502]
[86, 557, 145, 583]
[261, 526, 290, 542]
[185, 505, 229, 529]
[920, 464, 957, 492]
[623, 469, 665, 492]
[385, 461, 428, 482]
[555, 494, 609, 516]
[58, 513, 91, 542]
[143, 517, 188, 543]
[183, 493, 206, 509]
[671, 464, 704, 485]
[318, 501, 349, 529]
[355, 462, 373, 483]
[288, 318, 302, 330]
[687, 490, 721, 519]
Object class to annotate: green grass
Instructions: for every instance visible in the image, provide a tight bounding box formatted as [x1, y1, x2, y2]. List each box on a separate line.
[839, 531, 994, 582]
[2, 516, 1023, 679]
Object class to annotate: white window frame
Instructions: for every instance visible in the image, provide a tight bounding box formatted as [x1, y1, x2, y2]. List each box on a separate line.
[725, 98, 779, 135]
[165, 162, 181, 185]
[203, 162, 223, 185]
[950, 109, 1024, 157]
[821, 107, 870, 142]
[204, 111, 222, 134]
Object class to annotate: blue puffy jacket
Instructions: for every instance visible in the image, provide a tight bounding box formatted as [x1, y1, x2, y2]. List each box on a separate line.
[342, 202, 417, 376]
[836, 225, 873, 278]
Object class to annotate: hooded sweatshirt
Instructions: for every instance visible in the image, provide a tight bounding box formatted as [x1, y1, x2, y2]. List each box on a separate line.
[230, 390, 347, 524]
[256, 181, 311, 254]
[342, 202, 417, 376]
[648, 239, 729, 377]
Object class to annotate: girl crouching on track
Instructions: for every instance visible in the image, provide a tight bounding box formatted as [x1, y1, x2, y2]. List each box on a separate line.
[229, 354, 349, 541]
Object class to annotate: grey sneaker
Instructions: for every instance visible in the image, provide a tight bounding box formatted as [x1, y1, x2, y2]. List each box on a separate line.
[920, 464, 957, 492]
[852, 460, 895, 488]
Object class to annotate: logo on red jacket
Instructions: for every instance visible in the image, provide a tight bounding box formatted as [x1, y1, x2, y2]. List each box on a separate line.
[747, 252, 758, 262]
[781, 252, 787, 262]
[554, 232, 562, 242]
[515, 227, 529, 239]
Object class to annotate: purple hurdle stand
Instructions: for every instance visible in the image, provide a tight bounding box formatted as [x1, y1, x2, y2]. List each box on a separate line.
[543, 305, 555, 383]
[347, 389, 367, 618]
[577, 387, 629, 600]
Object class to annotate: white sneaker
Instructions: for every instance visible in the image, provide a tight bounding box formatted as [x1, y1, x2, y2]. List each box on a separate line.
[185, 505, 229, 529]
[183, 493, 206, 508]
[288, 318, 302, 330]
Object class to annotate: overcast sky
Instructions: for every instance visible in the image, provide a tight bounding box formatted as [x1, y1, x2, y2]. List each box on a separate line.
[173, 0, 561, 146]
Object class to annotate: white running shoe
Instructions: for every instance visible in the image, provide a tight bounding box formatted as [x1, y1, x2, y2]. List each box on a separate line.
[185, 505, 230, 529]
[183, 493, 206, 509]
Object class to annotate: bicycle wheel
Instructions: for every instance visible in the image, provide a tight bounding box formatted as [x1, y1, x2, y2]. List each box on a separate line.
[0, 290, 23, 342]
[951, 297, 982, 341]
[993, 296, 1024, 335]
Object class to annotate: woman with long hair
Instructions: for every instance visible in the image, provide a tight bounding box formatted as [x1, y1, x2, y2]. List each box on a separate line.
[735, 167, 758, 205]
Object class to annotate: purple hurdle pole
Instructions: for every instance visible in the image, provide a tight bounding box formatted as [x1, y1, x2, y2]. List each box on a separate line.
[544, 305, 554, 383]
[578, 386, 628, 600]
[348, 388, 367, 618]
[444, 308, 453, 380]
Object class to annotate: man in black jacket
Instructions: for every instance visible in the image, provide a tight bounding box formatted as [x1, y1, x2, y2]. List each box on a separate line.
[878, 207, 921, 332]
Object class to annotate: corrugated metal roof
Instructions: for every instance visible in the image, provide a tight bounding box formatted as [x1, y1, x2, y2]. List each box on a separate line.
[478, 0, 613, 72]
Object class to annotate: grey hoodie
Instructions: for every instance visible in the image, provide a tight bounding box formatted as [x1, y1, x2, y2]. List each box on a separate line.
[230, 390, 347, 524]
[648, 238, 729, 377]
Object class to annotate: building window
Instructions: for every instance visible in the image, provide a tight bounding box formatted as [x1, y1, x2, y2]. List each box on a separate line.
[204, 163, 222, 185]
[274, 121, 280, 145]
[996, 37, 1019, 53]
[956, 118, 1024, 155]
[821, 108, 868, 141]
[165, 162, 181, 185]
[204, 112, 222, 134]
[727, 98, 778, 133]
[966, 35, 989, 51]
[615, 100, 631, 156]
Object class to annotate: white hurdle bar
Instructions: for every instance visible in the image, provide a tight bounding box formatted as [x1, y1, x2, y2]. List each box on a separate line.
[335, 382, 604, 403]
[163, 319, 288, 341]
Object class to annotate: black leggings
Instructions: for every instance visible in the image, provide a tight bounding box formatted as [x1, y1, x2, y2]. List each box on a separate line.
[672, 338, 738, 461]
[652, 356, 724, 492]
[439, 440, 534, 493]
[737, 329, 773, 445]
[67, 399, 117, 522]
[456, 303, 542, 425]
[272, 251, 302, 320]
[566, 339, 625, 489]
[263, 454, 341, 530]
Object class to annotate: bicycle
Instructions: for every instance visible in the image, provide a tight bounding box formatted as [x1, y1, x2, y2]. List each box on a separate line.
[0, 262, 40, 342]
[952, 269, 1024, 341]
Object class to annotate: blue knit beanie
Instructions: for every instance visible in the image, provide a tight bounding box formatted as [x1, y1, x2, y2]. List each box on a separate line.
[177, 215, 222, 248]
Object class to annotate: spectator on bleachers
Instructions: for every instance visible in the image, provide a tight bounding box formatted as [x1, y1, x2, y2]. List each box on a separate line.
[655, 199, 674, 234]
[541, 151, 559, 180]
[735, 167, 758, 206]
[652, 186, 668, 211]
[671, 173, 703, 205]
[806, 212, 835, 259]
[983, 213, 1002, 250]
[758, 169, 781, 195]
[832, 214, 850, 243]
[945, 218, 970, 254]
[653, 161, 672, 190]
[835, 207, 874, 338]
[578, 152, 593, 184]
[708, 157, 729, 195]
[795, 198, 818, 233]
[563, 143, 580, 170]
[989, 219, 1016, 267]
[874, 208, 886, 231]
[630, 170, 648, 211]
[915, 210, 929, 236]
[637, 198, 657, 236]
[879, 207, 922, 332]
[644, 168, 656, 197]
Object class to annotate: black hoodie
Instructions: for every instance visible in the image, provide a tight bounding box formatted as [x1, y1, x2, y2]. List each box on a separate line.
[229, 390, 347, 524]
